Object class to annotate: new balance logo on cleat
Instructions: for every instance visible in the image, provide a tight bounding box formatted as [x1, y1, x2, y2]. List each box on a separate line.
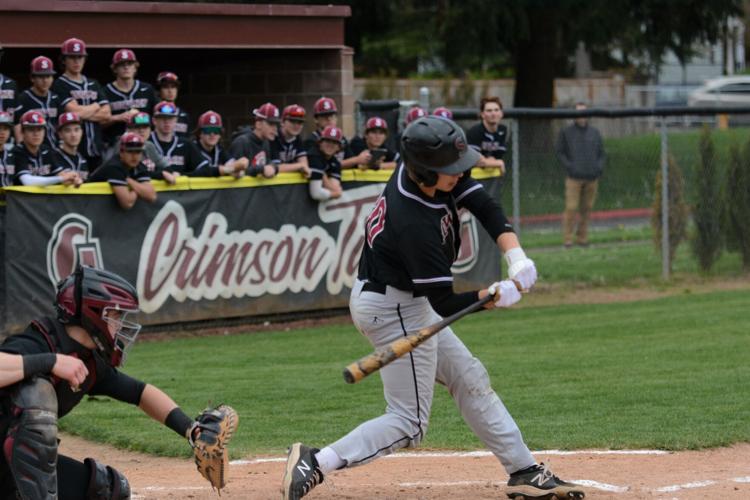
[282, 443, 324, 500]
[506, 462, 586, 500]
[296, 459, 311, 475]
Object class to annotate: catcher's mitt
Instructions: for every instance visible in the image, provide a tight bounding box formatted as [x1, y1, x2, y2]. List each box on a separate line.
[190, 404, 239, 493]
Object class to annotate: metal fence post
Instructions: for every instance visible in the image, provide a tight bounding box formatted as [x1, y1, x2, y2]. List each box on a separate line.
[511, 119, 521, 233]
[419, 86, 430, 111]
[660, 118, 670, 280]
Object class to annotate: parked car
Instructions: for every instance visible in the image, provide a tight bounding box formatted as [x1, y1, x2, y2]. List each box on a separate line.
[687, 76, 750, 107]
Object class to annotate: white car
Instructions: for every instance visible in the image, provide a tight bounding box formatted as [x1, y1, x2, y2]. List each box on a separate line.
[687, 76, 750, 107]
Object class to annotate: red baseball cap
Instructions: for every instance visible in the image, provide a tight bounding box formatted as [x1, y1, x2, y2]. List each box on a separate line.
[157, 71, 180, 87]
[0, 111, 13, 127]
[365, 116, 388, 133]
[120, 132, 145, 152]
[153, 101, 179, 118]
[57, 112, 81, 131]
[319, 125, 343, 144]
[198, 110, 223, 129]
[253, 102, 281, 124]
[30, 56, 55, 76]
[313, 97, 338, 116]
[20, 111, 46, 128]
[112, 49, 137, 67]
[405, 107, 427, 124]
[282, 104, 306, 122]
[432, 107, 453, 119]
[127, 112, 151, 128]
[61, 38, 87, 56]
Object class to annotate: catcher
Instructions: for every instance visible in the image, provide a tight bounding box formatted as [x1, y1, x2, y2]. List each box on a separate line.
[0, 265, 237, 499]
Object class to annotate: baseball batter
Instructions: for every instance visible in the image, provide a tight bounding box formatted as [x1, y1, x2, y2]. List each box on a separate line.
[283, 117, 585, 500]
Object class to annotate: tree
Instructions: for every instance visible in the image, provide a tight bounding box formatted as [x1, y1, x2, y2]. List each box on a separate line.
[724, 140, 750, 271]
[691, 126, 723, 272]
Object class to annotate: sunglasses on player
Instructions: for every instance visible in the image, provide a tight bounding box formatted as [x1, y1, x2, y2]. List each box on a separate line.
[201, 127, 222, 135]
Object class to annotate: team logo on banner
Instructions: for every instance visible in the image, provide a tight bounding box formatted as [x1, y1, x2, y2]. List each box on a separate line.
[46, 214, 104, 286]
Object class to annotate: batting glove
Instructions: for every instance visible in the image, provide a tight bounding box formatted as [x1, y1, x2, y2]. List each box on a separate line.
[505, 247, 537, 291]
[487, 280, 522, 308]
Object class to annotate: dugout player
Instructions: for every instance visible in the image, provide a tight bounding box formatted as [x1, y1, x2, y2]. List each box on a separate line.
[102, 49, 158, 151]
[88, 132, 156, 210]
[347, 116, 399, 170]
[156, 71, 190, 139]
[0, 265, 221, 499]
[53, 112, 90, 181]
[0, 111, 17, 186]
[149, 101, 208, 178]
[307, 125, 343, 201]
[394, 106, 427, 157]
[53, 38, 111, 170]
[13, 111, 81, 187]
[283, 116, 585, 500]
[14, 56, 63, 150]
[303, 97, 367, 168]
[0, 45, 19, 121]
[273, 104, 310, 176]
[466, 96, 507, 174]
[104, 112, 170, 180]
[432, 106, 453, 119]
[192, 110, 247, 177]
[228, 102, 280, 178]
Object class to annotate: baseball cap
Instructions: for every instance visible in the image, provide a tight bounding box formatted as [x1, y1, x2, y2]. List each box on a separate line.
[120, 132, 145, 152]
[157, 71, 180, 87]
[112, 49, 137, 66]
[365, 116, 388, 133]
[318, 125, 343, 144]
[57, 112, 81, 131]
[198, 110, 223, 129]
[0, 111, 13, 127]
[30, 56, 56, 76]
[405, 107, 427, 125]
[282, 104, 306, 122]
[20, 111, 46, 128]
[153, 101, 179, 118]
[127, 112, 151, 128]
[313, 97, 338, 116]
[432, 107, 453, 120]
[253, 103, 281, 124]
[61, 38, 87, 57]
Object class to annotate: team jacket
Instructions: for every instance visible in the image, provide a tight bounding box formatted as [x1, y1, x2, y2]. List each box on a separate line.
[149, 132, 209, 175]
[0, 317, 145, 419]
[15, 89, 64, 150]
[12, 143, 62, 184]
[271, 133, 307, 164]
[307, 146, 342, 181]
[0, 73, 18, 118]
[87, 156, 151, 186]
[0, 147, 18, 187]
[53, 75, 109, 159]
[192, 141, 231, 177]
[466, 122, 508, 160]
[103, 80, 157, 146]
[53, 148, 90, 181]
[228, 132, 273, 177]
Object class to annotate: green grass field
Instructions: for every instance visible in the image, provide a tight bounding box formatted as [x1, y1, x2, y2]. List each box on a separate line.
[60, 287, 750, 458]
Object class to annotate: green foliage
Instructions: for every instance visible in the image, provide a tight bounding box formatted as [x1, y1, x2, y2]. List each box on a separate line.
[690, 126, 724, 272]
[61, 289, 750, 455]
[724, 140, 750, 270]
[651, 155, 689, 271]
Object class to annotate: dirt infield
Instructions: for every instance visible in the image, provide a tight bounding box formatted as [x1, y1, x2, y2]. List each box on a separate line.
[59, 434, 750, 499]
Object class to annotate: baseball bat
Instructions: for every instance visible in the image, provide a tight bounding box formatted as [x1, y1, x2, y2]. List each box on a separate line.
[343, 294, 493, 384]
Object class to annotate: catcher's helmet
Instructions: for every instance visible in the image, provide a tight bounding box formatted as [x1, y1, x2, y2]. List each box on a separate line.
[56, 266, 141, 367]
[401, 116, 479, 186]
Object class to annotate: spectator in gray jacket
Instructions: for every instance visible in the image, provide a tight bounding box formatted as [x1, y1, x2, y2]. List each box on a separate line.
[555, 102, 605, 247]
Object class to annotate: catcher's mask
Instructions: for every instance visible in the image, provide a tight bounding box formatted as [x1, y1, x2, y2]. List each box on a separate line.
[55, 265, 141, 367]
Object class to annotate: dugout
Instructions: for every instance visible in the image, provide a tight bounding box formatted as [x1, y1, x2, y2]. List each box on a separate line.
[0, 0, 355, 136]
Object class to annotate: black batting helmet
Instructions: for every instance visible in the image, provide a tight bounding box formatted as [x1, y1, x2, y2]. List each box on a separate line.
[401, 116, 480, 187]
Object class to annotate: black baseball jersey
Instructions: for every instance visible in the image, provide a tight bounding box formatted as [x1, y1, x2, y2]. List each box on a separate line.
[466, 122, 508, 160]
[148, 132, 209, 175]
[52, 75, 109, 159]
[103, 80, 158, 146]
[271, 134, 307, 164]
[12, 143, 62, 184]
[87, 155, 151, 186]
[0, 73, 18, 117]
[229, 132, 273, 177]
[53, 148, 90, 181]
[304, 130, 351, 163]
[174, 105, 191, 139]
[307, 146, 342, 181]
[359, 164, 461, 293]
[0, 317, 145, 418]
[348, 136, 400, 169]
[192, 140, 230, 176]
[15, 89, 65, 150]
[0, 147, 18, 187]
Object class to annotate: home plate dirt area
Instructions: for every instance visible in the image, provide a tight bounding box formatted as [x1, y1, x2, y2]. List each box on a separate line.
[59, 434, 749, 499]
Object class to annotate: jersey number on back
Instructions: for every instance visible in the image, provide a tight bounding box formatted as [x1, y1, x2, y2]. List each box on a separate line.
[365, 196, 387, 248]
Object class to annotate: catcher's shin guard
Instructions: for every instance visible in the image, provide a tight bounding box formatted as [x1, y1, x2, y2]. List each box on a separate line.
[3, 378, 59, 500]
[85, 458, 131, 499]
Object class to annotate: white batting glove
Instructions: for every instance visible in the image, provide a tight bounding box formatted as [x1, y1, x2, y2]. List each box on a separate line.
[504, 247, 537, 291]
[487, 280, 522, 308]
